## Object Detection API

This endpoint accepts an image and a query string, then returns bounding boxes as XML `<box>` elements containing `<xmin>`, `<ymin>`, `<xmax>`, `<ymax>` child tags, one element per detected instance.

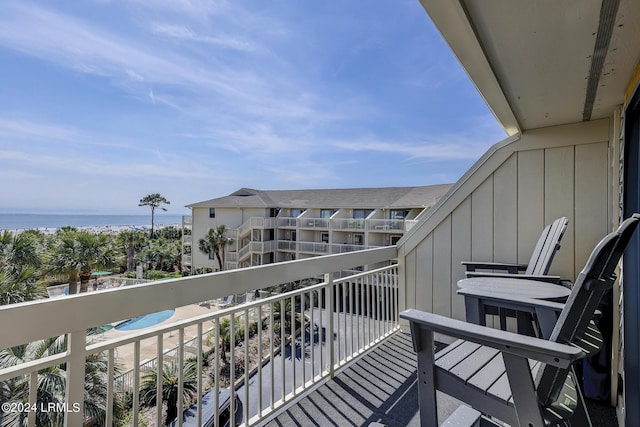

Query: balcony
<box><xmin>0</xmin><ymin>247</ymin><xmax>400</xmax><ymax>426</ymax></box>
<box><xmin>298</xmin><ymin>218</ymin><xmax>330</xmax><ymax>229</ymax></box>
<box><xmin>366</xmin><ymin>219</ymin><xmax>405</xmax><ymax>232</ymax></box>
<box><xmin>331</xmin><ymin>218</ymin><xmax>367</xmax><ymax>230</ymax></box>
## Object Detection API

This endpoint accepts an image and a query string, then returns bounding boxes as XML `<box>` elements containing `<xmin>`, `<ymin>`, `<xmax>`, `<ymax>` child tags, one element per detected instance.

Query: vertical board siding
<box><xmin>575</xmin><ymin>142</ymin><xmax>610</xmax><ymax>268</ymax></box>
<box><xmin>545</xmin><ymin>146</ymin><xmax>576</xmax><ymax>279</ymax></box>
<box><xmin>471</xmin><ymin>177</ymin><xmax>495</xmax><ymax>262</ymax></box>
<box><xmin>415</xmin><ymin>235</ymin><xmax>433</xmax><ymax>312</ymax></box>
<box><xmin>517</xmin><ymin>150</ymin><xmax>545</xmax><ymax>264</ymax></box>
<box><xmin>405</xmin><ymin>248</ymin><xmax>417</xmax><ymax>312</ymax></box>
<box><xmin>493</xmin><ymin>155</ymin><xmax>518</xmax><ymax>263</ymax></box>
<box><xmin>450</xmin><ymin>197</ymin><xmax>472</xmax><ymax>320</ymax></box>
<box><xmin>404</xmin><ymin>122</ymin><xmax>610</xmax><ymax>321</ymax></box>
<box><xmin>433</xmin><ymin>216</ymin><xmax>452</xmax><ymax>316</ymax></box>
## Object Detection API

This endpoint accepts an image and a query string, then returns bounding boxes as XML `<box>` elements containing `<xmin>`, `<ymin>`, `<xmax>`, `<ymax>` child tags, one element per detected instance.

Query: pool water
<box><xmin>115</xmin><ymin>309</ymin><xmax>176</xmax><ymax>331</ymax></box>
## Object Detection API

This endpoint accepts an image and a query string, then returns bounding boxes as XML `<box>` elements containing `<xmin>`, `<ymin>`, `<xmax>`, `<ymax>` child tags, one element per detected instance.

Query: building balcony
<box><xmin>276</xmin><ymin>218</ymin><xmax>298</xmax><ymax>228</ymax></box>
<box><xmin>280</xmin><ymin>240</ymin><xmax>372</xmax><ymax>255</ymax></box>
<box><xmin>366</xmin><ymin>219</ymin><xmax>405</xmax><ymax>232</ymax></box>
<box><xmin>298</xmin><ymin>218</ymin><xmax>330</xmax><ymax>229</ymax></box>
<box><xmin>0</xmin><ymin>247</ymin><xmax>401</xmax><ymax>427</ymax></box>
<box><xmin>331</xmin><ymin>218</ymin><xmax>367</xmax><ymax>230</ymax></box>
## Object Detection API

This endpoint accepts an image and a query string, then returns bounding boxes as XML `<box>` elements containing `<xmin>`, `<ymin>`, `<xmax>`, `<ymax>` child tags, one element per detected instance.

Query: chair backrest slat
<box><xmin>526</xmin><ymin>217</ymin><xmax>569</xmax><ymax>275</ymax></box>
<box><xmin>536</xmin><ymin>214</ymin><xmax>640</xmax><ymax>405</ymax></box>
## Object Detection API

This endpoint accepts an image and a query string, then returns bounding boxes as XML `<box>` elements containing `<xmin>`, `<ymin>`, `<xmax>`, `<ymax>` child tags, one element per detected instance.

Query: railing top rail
<box><xmin>0</xmin><ymin>246</ymin><xmax>397</xmax><ymax>348</ymax></box>
<box><xmin>0</xmin><ymin>351</ymin><xmax>69</xmax><ymax>381</ymax></box>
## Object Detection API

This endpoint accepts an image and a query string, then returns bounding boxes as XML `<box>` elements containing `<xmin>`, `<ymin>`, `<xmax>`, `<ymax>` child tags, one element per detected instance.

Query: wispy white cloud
<box><xmin>0</xmin><ymin>1</ymin><xmax>506</xmax><ymax>213</ymax></box>
<box><xmin>0</xmin><ymin>118</ymin><xmax>79</xmax><ymax>141</ymax></box>
<box><xmin>0</xmin><ymin>148</ymin><xmax>213</xmax><ymax>180</ymax></box>
<box><xmin>0</xmin><ymin>3</ymin><xmax>250</xmax><ymax>97</ymax></box>
<box><xmin>151</xmin><ymin>23</ymin><xmax>262</xmax><ymax>52</ymax></box>
<box><xmin>330</xmin><ymin>137</ymin><xmax>489</xmax><ymax>161</ymax></box>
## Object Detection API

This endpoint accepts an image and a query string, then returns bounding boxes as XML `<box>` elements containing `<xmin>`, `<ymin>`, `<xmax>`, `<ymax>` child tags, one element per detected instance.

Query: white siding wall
<box><xmin>399</xmin><ymin>119</ymin><xmax>611</xmax><ymax>320</ymax></box>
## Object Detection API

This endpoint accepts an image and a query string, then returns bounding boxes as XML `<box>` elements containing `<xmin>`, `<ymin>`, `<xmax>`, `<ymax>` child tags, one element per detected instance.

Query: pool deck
<box><xmin>98</xmin><ymin>302</ymin><xmax>221</xmax><ymax>370</ymax></box>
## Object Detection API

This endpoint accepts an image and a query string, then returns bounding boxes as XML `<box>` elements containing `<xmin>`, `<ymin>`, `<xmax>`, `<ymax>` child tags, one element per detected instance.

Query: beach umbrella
<box><xmin>90</xmin><ymin>271</ymin><xmax>112</xmax><ymax>277</ymax></box>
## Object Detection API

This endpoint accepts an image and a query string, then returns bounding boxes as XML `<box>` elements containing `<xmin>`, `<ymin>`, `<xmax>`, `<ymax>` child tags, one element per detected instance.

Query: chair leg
<box><xmin>503</xmin><ymin>352</ymin><xmax>546</xmax><ymax>427</ymax></box>
<box><xmin>567</xmin><ymin>368</ymin><xmax>593</xmax><ymax>427</ymax></box>
<box><xmin>411</xmin><ymin>324</ymin><xmax>438</xmax><ymax>427</ymax></box>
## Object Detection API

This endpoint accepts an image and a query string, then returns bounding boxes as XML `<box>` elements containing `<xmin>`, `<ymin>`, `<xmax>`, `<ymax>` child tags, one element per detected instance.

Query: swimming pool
<box><xmin>114</xmin><ymin>309</ymin><xmax>175</xmax><ymax>331</ymax></box>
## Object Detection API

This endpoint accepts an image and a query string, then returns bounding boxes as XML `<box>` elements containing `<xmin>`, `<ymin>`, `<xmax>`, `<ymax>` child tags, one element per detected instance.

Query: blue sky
<box><xmin>0</xmin><ymin>0</ymin><xmax>506</xmax><ymax>215</ymax></box>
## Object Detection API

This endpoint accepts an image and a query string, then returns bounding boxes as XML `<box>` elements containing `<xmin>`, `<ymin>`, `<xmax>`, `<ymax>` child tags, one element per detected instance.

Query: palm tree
<box><xmin>205</xmin><ymin>318</ymin><xmax>231</xmax><ymax>365</ymax></box>
<box><xmin>46</xmin><ymin>229</ymin><xmax>82</xmax><ymax>294</ymax></box>
<box><xmin>75</xmin><ymin>232</ymin><xmax>121</xmax><ymax>292</ymax></box>
<box><xmin>0</xmin><ymin>266</ymin><xmax>47</xmax><ymax>306</ymax></box>
<box><xmin>0</xmin><ymin>336</ymin><xmax>124</xmax><ymax>427</ymax></box>
<box><xmin>0</xmin><ymin>230</ymin><xmax>42</xmax><ymax>274</ymax></box>
<box><xmin>47</xmin><ymin>230</ymin><xmax>121</xmax><ymax>294</ymax></box>
<box><xmin>139</xmin><ymin>193</ymin><xmax>170</xmax><ymax>238</ymax></box>
<box><xmin>198</xmin><ymin>225</ymin><xmax>232</xmax><ymax>271</ymax></box>
<box><xmin>139</xmin><ymin>360</ymin><xmax>199</xmax><ymax>426</ymax></box>
<box><xmin>117</xmin><ymin>230</ymin><xmax>146</xmax><ymax>272</ymax></box>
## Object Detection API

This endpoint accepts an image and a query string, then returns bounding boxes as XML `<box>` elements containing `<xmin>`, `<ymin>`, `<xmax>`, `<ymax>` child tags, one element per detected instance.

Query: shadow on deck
<box><xmin>266</xmin><ymin>329</ymin><xmax>618</xmax><ymax>427</ymax></box>
<box><xmin>266</xmin><ymin>331</ymin><xmax>461</xmax><ymax>426</ymax></box>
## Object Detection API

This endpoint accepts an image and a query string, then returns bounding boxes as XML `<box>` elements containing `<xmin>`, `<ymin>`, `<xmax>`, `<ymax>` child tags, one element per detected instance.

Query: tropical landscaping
<box><xmin>0</xmin><ymin>218</ymin><xmax>316</xmax><ymax>426</ymax></box>
<box><xmin>0</xmin><ymin>223</ymin><xmax>185</xmax><ymax>426</ymax></box>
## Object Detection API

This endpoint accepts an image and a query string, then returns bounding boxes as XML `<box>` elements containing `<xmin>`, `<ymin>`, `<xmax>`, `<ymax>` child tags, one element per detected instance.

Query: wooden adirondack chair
<box><xmin>462</xmin><ymin>217</ymin><xmax>569</xmax><ymax>283</ymax></box>
<box><xmin>401</xmin><ymin>214</ymin><xmax>640</xmax><ymax>427</ymax></box>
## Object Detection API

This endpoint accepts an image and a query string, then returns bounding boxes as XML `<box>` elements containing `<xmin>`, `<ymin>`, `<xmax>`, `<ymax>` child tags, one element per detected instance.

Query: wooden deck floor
<box><xmin>265</xmin><ymin>331</ymin><xmax>460</xmax><ymax>426</ymax></box>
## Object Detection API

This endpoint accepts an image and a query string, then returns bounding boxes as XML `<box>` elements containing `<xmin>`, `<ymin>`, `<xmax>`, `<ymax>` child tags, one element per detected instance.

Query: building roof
<box><xmin>186</xmin><ymin>184</ymin><xmax>453</xmax><ymax>210</ymax></box>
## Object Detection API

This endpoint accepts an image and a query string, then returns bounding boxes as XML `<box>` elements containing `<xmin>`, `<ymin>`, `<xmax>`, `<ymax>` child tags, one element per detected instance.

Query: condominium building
<box><xmin>182</xmin><ymin>185</ymin><xmax>451</xmax><ymax>272</ymax></box>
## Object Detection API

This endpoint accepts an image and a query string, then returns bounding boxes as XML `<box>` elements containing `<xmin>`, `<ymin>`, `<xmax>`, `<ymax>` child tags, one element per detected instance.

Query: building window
<box><xmin>291</xmin><ymin>209</ymin><xmax>304</xmax><ymax>217</ymax></box>
<box><xmin>209</xmin><ymin>208</ymin><xmax>216</xmax><ymax>218</ymax></box>
<box><xmin>321</xmin><ymin>232</ymin><xmax>329</xmax><ymax>243</ymax></box>
<box><xmin>320</xmin><ymin>209</ymin><xmax>334</xmax><ymax>219</ymax></box>
<box><xmin>208</xmin><ymin>251</ymin><xmax>215</xmax><ymax>260</ymax></box>
<box><xmin>354</xmin><ymin>234</ymin><xmax>364</xmax><ymax>245</ymax></box>
<box><xmin>390</xmin><ymin>210</ymin><xmax>409</xmax><ymax>219</ymax></box>
<box><xmin>353</xmin><ymin>209</ymin><xmax>373</xmax><ymax>219</ymax></box>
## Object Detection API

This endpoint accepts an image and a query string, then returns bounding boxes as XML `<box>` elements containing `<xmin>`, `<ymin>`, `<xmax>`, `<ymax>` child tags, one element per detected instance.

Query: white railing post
<box><xmin>28</xmin><ymin>372</ymin><xmax>37</xmax><ymax>426</ymax></box>
<box><xmin>156</xmin><ymin>334</ymin><xmax>164</xmax><ymax>427</ymax></box>
<box><xmin>325</xmin><ymin>273</ymin><xmax>335</xmax><ymax>378</ymax></box>
<box><xmin>64</xmin><ymin>330</ymin><xmax>86</xmax><ymax>427</ymax></box>
<box><xmin>106</xmin><ymin>349</ymin><xmax>115</xmax><ymax>427</ymax></box>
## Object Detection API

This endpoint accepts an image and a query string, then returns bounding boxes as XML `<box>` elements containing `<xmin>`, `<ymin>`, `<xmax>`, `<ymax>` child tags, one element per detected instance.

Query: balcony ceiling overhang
<box><xmin>419</xmin><ymin>0</ymin><xmax>640</xmax><ymax>135</ymax></box>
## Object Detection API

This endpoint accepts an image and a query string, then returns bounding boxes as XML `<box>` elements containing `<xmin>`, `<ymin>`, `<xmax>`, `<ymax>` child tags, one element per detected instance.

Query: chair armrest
<box><xmin>461</xmin><ymin>261</ymin><xmax>527</xmax><ymax>273</ymax></box>
<box><xmin>457</xmin><ymin>289</ymin><xmax>566</xmax><ymax>312</ymax></box>
<box><xmin>464</xmin><ymin>271</ymin><xmax>562</xmax><ymax>283</ymax></box>
<box><xmin>400</xmin><ymin>309</ymin><xmax>583</xmax><ymax>368</ymax></box>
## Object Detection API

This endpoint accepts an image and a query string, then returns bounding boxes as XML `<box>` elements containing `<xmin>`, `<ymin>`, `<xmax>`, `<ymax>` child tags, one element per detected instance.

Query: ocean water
<box><xmin>0</xmin><ymin>213</ymin><xmax>184</xmax><ymax>231</ymax></box>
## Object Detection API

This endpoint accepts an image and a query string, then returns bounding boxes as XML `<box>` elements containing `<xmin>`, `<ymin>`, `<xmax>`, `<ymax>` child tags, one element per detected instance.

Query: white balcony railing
<box><xmin>0</xmin><ymin>247</ymin><xmax>398</xmax><ymax>427</ymax></box>
<box><xmin>235</xmin><ymin>217</ymin><xmax>279</xmax><ymax>239</ymax></box>
<box><xmin>297</xmin><ymin>241</ymin><xmax>331</xmax><ymax>254</ymax></box>
<box><xmin>276</xmin><ymin>218</ymin><xmax>297</xmax><ymax>228</ymax></box>
<box><xmin>331</xmin><ymin>218</ymin><xmax>367</xmax><ymax>230</ymax></box>
<box><xmin>277</xmin><ymin>240</ymin><xmax>297</xmax><ymax>251</ymax></box>
<box><xmin>404</xmin><ymin>219</ymin><xmax>419</xmax><ymax>232</ymax></box>
<box><xmin>366</xmin><ymin>219</ymin><xmax>404</xmax><ymax>232</ymax></box>
<box><xmin>298</xmin><ymin>218</ymin><xmax>330</xmax><ymax>229</ymax></box>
